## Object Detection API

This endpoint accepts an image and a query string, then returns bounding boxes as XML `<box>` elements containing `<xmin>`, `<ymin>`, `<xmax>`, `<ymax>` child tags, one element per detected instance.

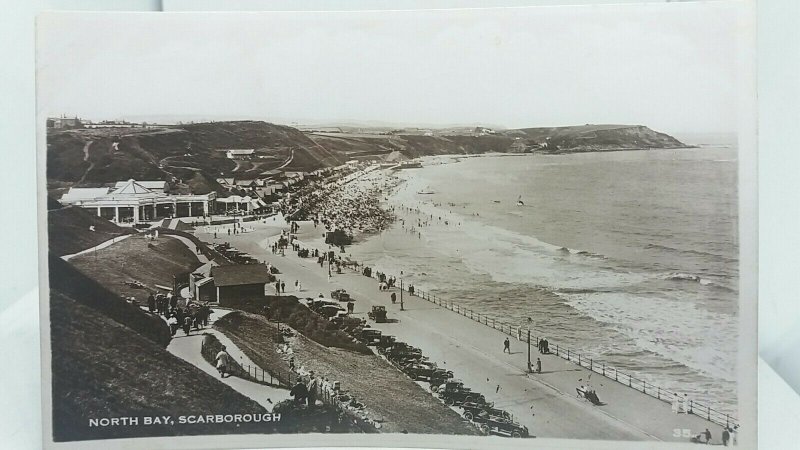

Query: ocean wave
<box><xmin>562</xmin><ymin>291</ymin><xmax>737</xmax><ymax>382</ymax></box>
<box><xmin>645</xmin><ymin>243</ymin><xmax>737</xmax><ymax>263</ymax></box>
<box><xmin>663</xmin><ymin>273</ymin><xmax>736</xmax><ymax>292</ymax></box>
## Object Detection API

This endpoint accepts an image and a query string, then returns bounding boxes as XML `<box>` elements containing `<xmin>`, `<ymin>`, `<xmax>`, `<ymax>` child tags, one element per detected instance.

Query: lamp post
<box><xmin>527</xmin><ymin>317</ymin><xmax>533</xmax><ymax>373</ymax></box>
<box><xmin>400</xmin><ymin>278</ymin><xmax>404</xmax><ymax>311</ymax></box>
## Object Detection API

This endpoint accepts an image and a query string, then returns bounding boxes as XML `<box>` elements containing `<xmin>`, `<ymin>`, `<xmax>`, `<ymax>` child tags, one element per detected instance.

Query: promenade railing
<box><xmin>405</xmin><ymin>285</ymin><xmax>738</xmax><ymax>430</ymax></box>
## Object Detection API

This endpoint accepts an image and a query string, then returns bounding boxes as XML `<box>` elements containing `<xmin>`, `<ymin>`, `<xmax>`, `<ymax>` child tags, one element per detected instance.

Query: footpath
<box><xmin>200</xmin><ymin>221</ymin><xmax>726</xmax><ymax>443</ymax></box>
<box><xmin>165</xmin><ymin>308</ymin><xmax>291</xmax><ymax>411</ymax></box>
<box><xmin>142</xmin><ymin>233</ymin><xmax>288</xmax><ymax>411</ymax></box>
<box><xmin>61</xmin><ymin>234</ymin><xmax>131</xmax><ymax>261</ymax></box>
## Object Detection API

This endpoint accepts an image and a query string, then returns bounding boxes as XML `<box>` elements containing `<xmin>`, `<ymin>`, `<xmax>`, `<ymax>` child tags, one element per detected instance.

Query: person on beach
<box><xmin>503</xmin><ymin>338</ymin><xmax>510</xmax><ymax>354</ymax></box>
<box><xmin>215</xmin><ymin>347</ymin><xmax>231</xmax><ymax>378</ymax></box>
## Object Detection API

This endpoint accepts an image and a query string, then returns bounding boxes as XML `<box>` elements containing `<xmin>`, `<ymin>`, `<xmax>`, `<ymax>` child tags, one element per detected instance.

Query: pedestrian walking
<box><xmin>704</xmin><ymin>428</ymin><xmax>712</xmax><ymax>444</ymax></box>
<box><xmin>536</xmin><ymin>357</ymin><xmax>542</xmax><ymax>374</ymax></box>
<box><xmin>215</xmin><ymin>347</ymin><xmax>231</xmax><ymax>378</ymax></box>
<box><xmin>503</xmin><ymin>337</ymin><xmax>510</xmax><ymax>354</ymax></box>
<box><xmin>182</xmin><ymin>316</ymin><xmax>192</xmax><ymax>336</ymax></box>
<box><xmin>280</xmin><ymin>281</ymin><xmax>286</xmax><ymax>293</ymax></box>
<box><xmin>722</xmin><ymin>427</ymin><xmax>730</xmax><ymax>446</ymax></box>
<box><xmin>391</xmin><ymin>292</ymin><xmax>396</xmax><ymax>304</ymax></box>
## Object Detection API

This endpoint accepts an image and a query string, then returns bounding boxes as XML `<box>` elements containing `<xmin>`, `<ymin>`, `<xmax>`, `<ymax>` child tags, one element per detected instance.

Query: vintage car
<box><xmin>367</xmin><ymin>305</ymin><xmax>387</xmax><ymax>323</ymax></box>
<box><xmin>478</xmin><ymin>416</ymin><xmax>529</xmax><ymax>438</ymax></box>
<box><xmin>330</xmin><ymin>289</ymin><xmax>351</xmax><ymax>302</ymax></box>
<box><xmin>331</xmin><ymin>315</ymin><xmax>365</xmax><ymax>332</ymax></box>
<box><xmin>460</xmin><ymin>402</ymin><xmax>512</xmax><ymax>422</ymax></box>
<box><xmin>401</xmin><ymin>361</ymin><xmax>454</xmax><ymax>381</ymax></box>
<box><xmin>375</xmin><ymin>335</ymin><xmax>396</xmax><ymax>352</ymax></box>
<box><xmin>386</xmin><ymin>343</ymin><xmax>423</xmax><ymax>362</ymax></box>
<box><xmin>360</xmin><ymin>328</ymin><xmax>382</xmax><ymax>345</ymax></box>
<box><xmin>438</xmin><ymin>387</ymin><xmax>486</xmax><ymax>407</ymax></box>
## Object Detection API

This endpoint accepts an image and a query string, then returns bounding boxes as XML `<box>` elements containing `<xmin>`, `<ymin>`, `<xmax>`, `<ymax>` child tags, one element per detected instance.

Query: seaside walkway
<box><xmin>166</xmin><ymin>308</ymin><xmax>291</xmax><ymax>411</ymax></box>
<box><xmin>201</xmin><ymin>222</ymin><xmax>728</xmax><ymax>443</ymax></box>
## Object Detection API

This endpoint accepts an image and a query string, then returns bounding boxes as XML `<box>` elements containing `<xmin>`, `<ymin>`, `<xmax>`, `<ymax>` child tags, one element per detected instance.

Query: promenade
<box><xmin>197</xmin><ymin>221</ymin><xmax>727</xmax><ymax>443</ymax></box>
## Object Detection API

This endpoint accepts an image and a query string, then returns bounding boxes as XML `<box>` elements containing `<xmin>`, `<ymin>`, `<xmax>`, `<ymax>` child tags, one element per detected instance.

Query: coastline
<box><xmin>194</xmin><ymin>220</ymin><xmax>730</xmax><ymax>441</ymax></box>
<box><xmin>320</xmin><ymin>149</ymin><xmax>738</xmax><ymax>414</ymax></box>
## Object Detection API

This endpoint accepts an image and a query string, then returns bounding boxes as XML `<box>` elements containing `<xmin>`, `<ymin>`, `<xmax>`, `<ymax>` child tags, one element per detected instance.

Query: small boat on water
<box><xmin>493</xmin><ymin>200</ymin><xmax>501</xmax><ymax>203</ymax></box>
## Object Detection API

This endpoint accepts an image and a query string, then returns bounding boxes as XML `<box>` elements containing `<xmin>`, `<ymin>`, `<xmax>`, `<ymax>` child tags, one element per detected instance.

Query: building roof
<box><xmin>211</xmin><ymin>264</ymin><xmax>271</xmax><ymax>287</ymax></box>
<box><xmin>60</xmin><ymin>187</ymin><xmax>112</xmax><ymax>202</ymax></box>
<box><xmin>110</xmin><ymin>179</ymin><xmax>153</xmax><ymax>195</ymax></box>
<box><xmin>115</xmin><ymin>180</ymin><xmax>167</xmax><ymax>191</ymax></box>
<box><xmin>226</xmin><ymin>149</ymin><xmax>255</xmax><ymax>155</ymax></box>
<box><xmin>260</xmin><ymin>169</ymin><xmax>283</xmax><ymax>176</ymax></box>
<box><xmin>191</xmin><ymin>260</ymin><xmax>219</xmax><ymax>278</ymax></box>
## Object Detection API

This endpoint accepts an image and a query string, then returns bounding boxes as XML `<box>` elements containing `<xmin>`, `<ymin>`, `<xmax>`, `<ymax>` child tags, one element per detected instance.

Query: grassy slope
<box><xmin>214</xmin><ymin>312</ymin><xmax>478</xmax><ymax>435</ymax></box>
<box><xmin>49</xmin><ymin>254</ymin><xmax>172</xmax><ymax>346</ymax></box>
<box><xmin>69</xmin><ymin>234</ymin><xmax>202</xmax><ymax>303</ymax></box>
<box><xmin>48</xmin><ymin>206</ymin><xmax>135</xmax><ymax>257</ymax></box>
<box><xmin>50</xmin><ymin>290</ymin><xmax>272</xmax><ymax>442</ymax></box>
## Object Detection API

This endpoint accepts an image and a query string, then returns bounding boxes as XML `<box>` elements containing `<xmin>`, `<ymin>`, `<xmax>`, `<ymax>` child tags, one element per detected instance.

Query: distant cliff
<box><xmin>500</xmin><ymin>124</ymin><xmax>687</xmax><ymax>153</ymax></box>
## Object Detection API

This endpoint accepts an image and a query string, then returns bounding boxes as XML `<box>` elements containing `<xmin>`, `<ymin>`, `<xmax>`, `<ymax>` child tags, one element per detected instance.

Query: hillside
<box><xmin>50</xmin><ymin>288</ymin><xmax>272</xmax><ymax>441</ymax></box>
<box><xmin>47</xmin><ymin>121</ymin><xmax>686</xmax><ymax>189</ymax></box>
<box><xmin>46</xmin><ymin>121</ymin><xmax>344</xmax><ymax>187</ymax></box>
<box><xmin>68</xmin><ymin>234</ymin><xmax>203</xmax><ymax>305</ymax></box>
<box><xmin>48</xmin><ymin>205</ymin><xmax>135</xmax><ymax>257</ymax></box>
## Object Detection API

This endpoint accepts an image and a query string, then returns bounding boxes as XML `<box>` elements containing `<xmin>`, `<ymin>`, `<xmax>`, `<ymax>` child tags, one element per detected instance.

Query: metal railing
<box><xmin>405</xmin><ymin>286</ymin><xmax>738</xmax><ymax>430</ymax></box>
<box><xmin>200</xmin><ymin>335</ymin><xmax>291</xmax><ymax>388</ymax></box>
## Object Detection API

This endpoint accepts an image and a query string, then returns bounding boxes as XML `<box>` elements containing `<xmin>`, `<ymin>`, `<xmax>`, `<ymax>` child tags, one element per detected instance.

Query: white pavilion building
<box><xmin>59</xmin><ymin>179</ymin><xmax>217</xmax><ymax>224</ymax></box>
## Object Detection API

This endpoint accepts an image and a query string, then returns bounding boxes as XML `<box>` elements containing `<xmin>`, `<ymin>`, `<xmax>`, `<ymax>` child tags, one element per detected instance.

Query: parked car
<box><xmin>360</xmin><ymin>328</ymin><xmax>382</xmax><ymax>345</ymax></box>
<box><xmin>330</xmin><ymin>289</ymin><xmax>351</xmax><ymax>302</ymax></box>
<box><xmin>438</xmin><ymin>387</ymin><xmax>486</xmax><ymax>407</ymax></box>
<box><xmin>478</xmin><ymin>416</ymin><xmax>529</xmax><ymax>438</ymax></box>
<box><xmin>368</xmin><ymin>305</ymin><xmax>387</xmax><ymax>322</ymax></box>
<box><xmin>401</xmin><ymin>361</ymin><xmax>453</xmax><ymax>381</ymax></box>
<box><xmin>460</xmin><ymin>402</ymin><xmax>511</xmax><ymax>422</ymax></box>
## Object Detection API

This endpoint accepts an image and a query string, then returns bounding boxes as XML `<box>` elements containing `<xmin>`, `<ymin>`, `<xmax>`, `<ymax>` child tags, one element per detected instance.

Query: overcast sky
<box><xmin>37</xmin><ymin>3</ymin><xmax>743</xmax><ymax>134</ymax></box>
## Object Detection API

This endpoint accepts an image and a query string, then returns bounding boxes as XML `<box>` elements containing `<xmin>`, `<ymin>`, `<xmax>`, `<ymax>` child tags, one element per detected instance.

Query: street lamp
<box><xmin>526</xmin><ymin>317</ymin><xmax>533</xmax><ymax>373</ymax></box>
<box><xmin>399</xmin><ymin>278</ymin><xmax>404</xmax><ymax>311</ymax></box>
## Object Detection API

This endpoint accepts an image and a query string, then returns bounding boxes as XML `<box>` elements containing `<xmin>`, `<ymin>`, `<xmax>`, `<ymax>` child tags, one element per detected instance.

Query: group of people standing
<box><xmin>147</xmin><ymin>292</ymin><xmax>212</xmax><ymax>337</ymax></box>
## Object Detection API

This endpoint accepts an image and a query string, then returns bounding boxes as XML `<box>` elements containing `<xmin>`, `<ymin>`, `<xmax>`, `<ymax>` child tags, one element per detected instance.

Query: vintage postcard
<box><xmin>37</xmin><ymin>2</ymin><xmax>756</xmax><ymax>449</ymax></box>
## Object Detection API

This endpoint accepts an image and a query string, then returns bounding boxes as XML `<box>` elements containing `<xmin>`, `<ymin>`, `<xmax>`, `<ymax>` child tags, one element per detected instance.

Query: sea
<box><xmin>343</xmin><ymin>143</ymin><xmax>739</xmax><ymax>415</ymax></box>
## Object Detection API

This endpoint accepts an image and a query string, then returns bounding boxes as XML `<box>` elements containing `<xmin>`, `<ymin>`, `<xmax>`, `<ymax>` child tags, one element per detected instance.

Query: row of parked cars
<box><xmin>302</xmin><ymin>291</ymin><xmax>530</xmax><ymax>438</ymax></box>
<box><xmin>355</xmin><ymin>328</ymin><xmax>530</xmax><ymax>438</ymax></box>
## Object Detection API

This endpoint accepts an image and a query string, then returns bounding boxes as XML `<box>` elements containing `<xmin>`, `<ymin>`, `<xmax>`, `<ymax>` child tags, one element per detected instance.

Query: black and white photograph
<box><xmin>35</xmin><ymin>2</ymin><xmax>757</xmax><ymax>449</ymax></box>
